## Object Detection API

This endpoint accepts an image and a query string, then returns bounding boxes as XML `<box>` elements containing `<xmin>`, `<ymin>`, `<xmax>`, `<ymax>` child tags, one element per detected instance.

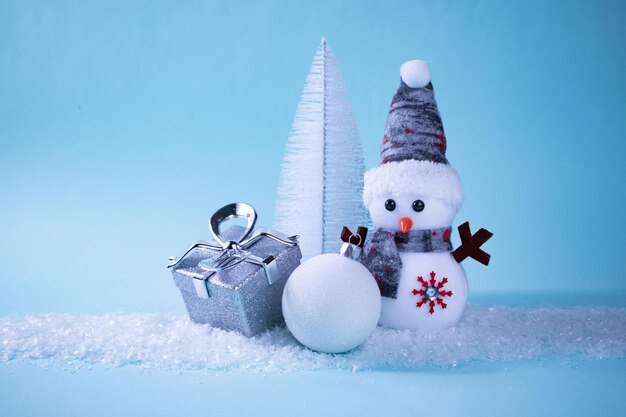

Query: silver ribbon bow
<box><xmin>167</xmin><ymin>202</ymin><xmax>298</xmax><ymax>299</ymax></box>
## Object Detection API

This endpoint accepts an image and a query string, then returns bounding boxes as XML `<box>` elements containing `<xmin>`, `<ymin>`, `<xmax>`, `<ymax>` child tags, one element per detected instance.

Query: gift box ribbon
<box><xmin>167</xmin><ymin>203</ymin><xmax>298</xmax><ymax>299</ymax></box>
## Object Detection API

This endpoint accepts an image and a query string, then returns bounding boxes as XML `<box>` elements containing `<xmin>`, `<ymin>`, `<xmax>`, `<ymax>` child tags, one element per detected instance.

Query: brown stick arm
<box><xmin>452</xmin><ymin>222</ymin><xmax>493</xmax><ymax>266</ymax></box>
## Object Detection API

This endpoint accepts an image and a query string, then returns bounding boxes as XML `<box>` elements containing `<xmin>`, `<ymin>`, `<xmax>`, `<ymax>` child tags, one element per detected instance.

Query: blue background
<box><xmin>1</xmin><ymin>0</ymin><xmax>625</xmax><ymax>314</ymax></box>
<box><xmin>2</xmin><ymin>2</ymin><xmax>625</xmax><ymax>417</ymax></box>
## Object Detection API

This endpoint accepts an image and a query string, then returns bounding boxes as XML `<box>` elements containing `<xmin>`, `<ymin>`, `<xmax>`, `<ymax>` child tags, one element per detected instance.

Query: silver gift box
<box><xmin>168</xmin><ymin>203</ymin><xmax>301</xmax><ymax>337</ymax></box>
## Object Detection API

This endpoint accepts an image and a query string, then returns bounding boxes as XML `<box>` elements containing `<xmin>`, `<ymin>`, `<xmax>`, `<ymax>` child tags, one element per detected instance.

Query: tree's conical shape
<box><xmin>273</xmin><ymin>38</ymin><xmax>370</xmax><ymax>260</ymax></box>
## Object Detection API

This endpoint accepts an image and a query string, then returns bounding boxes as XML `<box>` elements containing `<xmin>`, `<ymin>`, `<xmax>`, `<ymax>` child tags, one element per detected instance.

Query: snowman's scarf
<box><xmin>360</xmin><ymin>227</ymin><xmax>453</xmax><ymax>299</ymax></box>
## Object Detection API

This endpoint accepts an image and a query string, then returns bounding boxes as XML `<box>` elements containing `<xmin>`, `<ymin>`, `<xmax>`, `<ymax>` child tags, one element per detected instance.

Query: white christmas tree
<box><xmin>273</xmin><ymin>38</ymin><xmax>370</xmax><ymax>260</ymax></box>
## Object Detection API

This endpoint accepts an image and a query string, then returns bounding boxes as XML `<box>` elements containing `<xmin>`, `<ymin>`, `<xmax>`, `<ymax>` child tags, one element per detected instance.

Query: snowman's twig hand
<box><xmin>452</xmin><ymin>222</ymin><xmax>493</xmax><ymax>266</ymax></box>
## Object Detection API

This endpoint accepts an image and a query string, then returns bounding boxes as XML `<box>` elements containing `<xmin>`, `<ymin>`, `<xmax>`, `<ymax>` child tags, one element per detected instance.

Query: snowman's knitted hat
<box><xmin>363</xmin><ymin>60</ymin><xmax>464</xmax><ymax>210</ymax></box>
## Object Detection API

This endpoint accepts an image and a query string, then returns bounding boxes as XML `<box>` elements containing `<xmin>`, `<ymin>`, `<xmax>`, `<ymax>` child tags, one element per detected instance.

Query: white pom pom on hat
<box><xmin>400</xmin><ymin>59</ymin><xmax>431</xmax><ymax>88</ymax></box>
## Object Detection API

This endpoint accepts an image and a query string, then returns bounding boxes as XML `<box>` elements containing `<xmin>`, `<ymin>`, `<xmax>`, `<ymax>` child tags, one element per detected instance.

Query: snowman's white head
<box><xmin>363</xmin><ymin>159</ymin><xmax>464</xmax><ymax>232</ymax></box>
<box><xmin>368</xmin><ymin>194</ymin><xmax>457</xmax><ymax>232</ymax></box>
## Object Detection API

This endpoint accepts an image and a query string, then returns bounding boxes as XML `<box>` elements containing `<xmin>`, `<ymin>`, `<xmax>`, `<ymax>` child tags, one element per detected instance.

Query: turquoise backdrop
<box><xmin>1</xmin><ymin>0</ymin><xmax>625</xmax><ymax>314</ymax></box>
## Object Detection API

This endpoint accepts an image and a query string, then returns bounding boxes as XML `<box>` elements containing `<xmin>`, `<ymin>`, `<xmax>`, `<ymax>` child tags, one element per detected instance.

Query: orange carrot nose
<box><xmin>399</xmin><ymin>217</ymin><xmax>413</xmax><ymax>234</ymax></box>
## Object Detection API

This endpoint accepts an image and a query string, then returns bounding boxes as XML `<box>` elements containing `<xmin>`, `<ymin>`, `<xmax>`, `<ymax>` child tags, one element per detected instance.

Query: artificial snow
<box><xmin>1</xmin><ymin>305</ymin><xmax>625</xmax><ymax>372</ymax></box>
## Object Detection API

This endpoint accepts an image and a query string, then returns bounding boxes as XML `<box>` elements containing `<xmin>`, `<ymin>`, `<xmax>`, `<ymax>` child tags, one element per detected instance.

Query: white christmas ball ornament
<box><xmin>282</xmin><ymin>254</ymin><xmax>381</xmax><ymax>353</ymax></box>
<box><xmin>400</xmin><ymin>59</ymin><xmax>431</xmax><ymax>88</ymax></box>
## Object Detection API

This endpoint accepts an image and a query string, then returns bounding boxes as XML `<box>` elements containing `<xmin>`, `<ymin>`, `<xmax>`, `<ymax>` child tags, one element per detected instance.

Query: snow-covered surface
<box><xmin>2</xmin><ymin>305</ymin><xmax>624</xmax><ymax>372</ymax></box>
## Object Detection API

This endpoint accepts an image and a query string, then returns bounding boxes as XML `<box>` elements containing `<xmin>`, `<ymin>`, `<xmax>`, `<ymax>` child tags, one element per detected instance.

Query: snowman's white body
<box><xmin>365</xmin><ymin>193</ymin><xmax>467</xmax><ymax>331</ymax></box>
<box><xmin>379</xmin><ymin>251</ymin><xmax>467</xmax><ymax>331</ymax></box>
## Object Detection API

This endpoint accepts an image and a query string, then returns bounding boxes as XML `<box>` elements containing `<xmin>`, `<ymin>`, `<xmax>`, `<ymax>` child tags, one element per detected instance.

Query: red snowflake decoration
<box><xmin>411</xmin><ymin>271</ymin><xmax>453</xmax><ymax>314</ymax></box>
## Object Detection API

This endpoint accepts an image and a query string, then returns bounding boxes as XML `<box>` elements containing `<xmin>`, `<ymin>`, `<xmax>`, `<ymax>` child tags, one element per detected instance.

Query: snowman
<box><xmin>360</xmin><ymin>59</ymin><xmax>492</xmax><ymax>331</ymax></box>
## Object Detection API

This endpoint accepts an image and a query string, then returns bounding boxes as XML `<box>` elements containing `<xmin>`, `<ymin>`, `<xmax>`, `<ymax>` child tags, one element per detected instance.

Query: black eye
<box><xmin>385</xmin><ymin>199</ymin><xmax>396</xmax><ymax>211</ymax></box>
<box><xmin>412</xmin><ymin>200</ymin><xmax>425</xmax><ymax>212</ymax></box>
